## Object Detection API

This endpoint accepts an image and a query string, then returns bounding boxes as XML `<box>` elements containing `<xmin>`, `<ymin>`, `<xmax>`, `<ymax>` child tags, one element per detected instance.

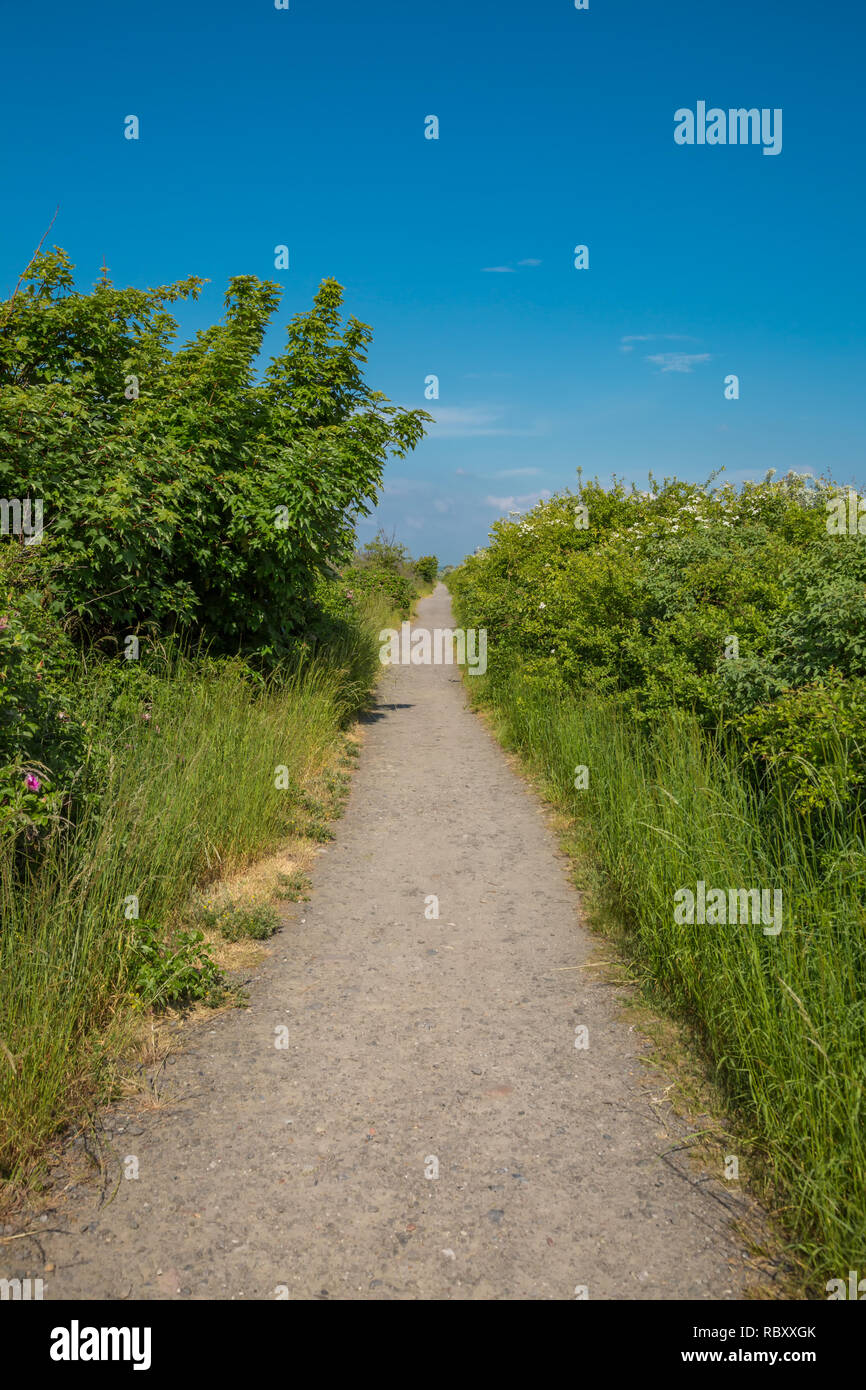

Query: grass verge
<box><xmin>0</xmin><ymin>600</ymin><xmax>388</xmax><ymax>1189</ymax></box>
<box><xmin>463</xmin><ymin>665</ymin><xmax>866</xmax><ymax>1295</ymax></box>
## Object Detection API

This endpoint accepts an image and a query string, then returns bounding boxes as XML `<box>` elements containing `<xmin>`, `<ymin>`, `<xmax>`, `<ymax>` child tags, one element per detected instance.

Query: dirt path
<box><xmin>31</xmin><ymin>584</ymin><xmax>765</xmax><ymax>1300</ymax></box>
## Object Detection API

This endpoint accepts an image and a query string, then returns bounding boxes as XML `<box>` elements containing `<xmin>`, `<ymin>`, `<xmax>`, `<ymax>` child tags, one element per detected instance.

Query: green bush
<box><xmin>126</xmin><ymin>920</ymin><xmax>226</xmax><ymax>1010</ymax></box>
<box><xmin>735</xmin><ymin>673</ymin><xmax>866</xmax><ymax>815</ymax></box>
<box><xmin>450</xmin><ymin>470</ymin><xmax>865</xmax><ymax>759</ymax></box>
<box><xmin>340</xmin><ymin>529</ymin><xmax>421</xmax><ymax>617</ymax></box>
<box><xmin>0</xmin><ymin>546</ymin><xmax>88</xmax><ymax>834</ymax></box>
<box><xmin>0</xmin><ymin>250</ymin><xmax>429</xmax><ymax>652</ymax></box>
<box><xmin>341</xmin><ymin>562</ymin><xmax>416</xmax><ymax>616</ymax></box>
<box><xmin>771</xmin><ymin>537</ymin><xmax>866</xmax><ymax>685</ymax></box>
<box><xmin>414</xmin><ymin>554</ymin><xmax>438</xmax><ymax>585</ymax></box>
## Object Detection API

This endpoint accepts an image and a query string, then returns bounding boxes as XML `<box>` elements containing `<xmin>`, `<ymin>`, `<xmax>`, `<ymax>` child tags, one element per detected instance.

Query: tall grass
<box><xmin>474</xmin><ymin>666</ymin><xmax>866</xmax><ymax>1285</ymax></box>
<box><xmin>0</xmin><ymin>602</ymin><xmax>388</xmax><ymax>1181</ymax></box>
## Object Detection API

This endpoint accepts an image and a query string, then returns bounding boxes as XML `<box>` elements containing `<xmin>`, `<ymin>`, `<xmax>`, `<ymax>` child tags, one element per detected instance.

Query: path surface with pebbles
<box><xmin>26</xmin><ymin>583</ymin><xmax>767</xmax><ymax>1300</ymax></box>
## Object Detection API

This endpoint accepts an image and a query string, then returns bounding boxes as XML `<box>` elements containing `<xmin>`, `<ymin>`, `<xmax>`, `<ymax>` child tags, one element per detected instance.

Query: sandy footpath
<box><xmin>24</xmin><ymin>584</ymin><xmax>767</xmax><ymax>1300</ymax></box>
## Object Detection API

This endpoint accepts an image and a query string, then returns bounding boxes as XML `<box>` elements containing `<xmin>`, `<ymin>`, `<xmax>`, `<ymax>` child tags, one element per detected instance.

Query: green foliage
<box><xmin>126</xmin><ymin>920</ymin><xmax>226</xmax><ymax>1009</ymax></box>
<box><xmin>450</xmin><ymin>469</ymin><xmax>866</xmax><ymax>1290</ymax></box>
<box><xmin>450</xmin><ymin>470</ymin><xmax>866</xmax><ymax>809</ymax></box>
<box><xmin>0</xmin><ymin>251</ymin><xmax>427</xmax><ymax>1185</ymax></box>
<box><xmin>355</xmin><ymin>532</ymin><xmax>410</xmax><ymax>572</ymax></box>
<box><xmin>190</xmin><ymin>899</ymin><xmax>280</xmax><ymax>942</ymax></box>
<box><xmin>771</xmin><ymin>537</ymin><xmax>866</xmax><ymax>685</ymax></box>
<box><xmin>0</xmin><ymin>249</ymin><xmax>429</xmax><ymax>650</ymax></box>
<box><xmin>341</xmin><ymin>562</ymin><xmax>416</xmax><ymax>616</ymax></box>
<box><xmin>0</xmin><ymin>546</ymin><xmax>88</xmax><ymax>828</ymax></box>
<box><xmin>735</xmin><ymin>673</ymin><xmax>866</xmax><ymax>814</ymax></box>
<box><xmin>340</xmin><ymin>528</ymin><xmax>421</xmax><ymax>617</ymax></box>
<box><xmin>413</xmin><ymin>554</ymin><xmax>438</xmax><ymax>585</ymax></box>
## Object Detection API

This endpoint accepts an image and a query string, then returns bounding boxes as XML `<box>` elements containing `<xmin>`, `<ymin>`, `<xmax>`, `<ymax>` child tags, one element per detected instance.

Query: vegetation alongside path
<box><xmin>448</xmin><ymin>474</ymin><xmax>866</xmax><ymax>1292</ymax></box>
<box><xmin>0</xmin><ymin>250</ymin><xmax>433</xmax><ymax>1187</ymax></box>
<box><xmin>2</xmin><ymin>243</ymin><xmax>862</xmax><ymax>1300</ymax></box>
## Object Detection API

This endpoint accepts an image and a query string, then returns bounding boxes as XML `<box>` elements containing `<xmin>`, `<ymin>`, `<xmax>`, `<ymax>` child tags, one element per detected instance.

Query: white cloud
<box><xmin>491</xmin><ymin>467</ymin><xmax>541</xmax><ymax>478</ymax></box>
<box><xmin>428</xmin><ymin>406</ymin><xmax>541</xmax><ymax>438</ymax></box>
<box><xmin>486</xmin><ymin>490</ymin><xmax>552</xmax><ymax>511</ymax></box>
<box><xmin>621</xmin><ymin>333</ymin><xmax>699</xmax><ymax>353</ymax></box>
<box><xmin>645</xmin><ymin>352</ymin><xmax>712</xmax><ymax>373</ymax></box>
<box><xmin>483</xmin><ymin>260</ymin><xmax>541</xmax><ymax>272</ymax></box>
<box><xmin>383</xmin><ymin>477</ymin><xmax>430</xmax><ymax>498</ymax></box>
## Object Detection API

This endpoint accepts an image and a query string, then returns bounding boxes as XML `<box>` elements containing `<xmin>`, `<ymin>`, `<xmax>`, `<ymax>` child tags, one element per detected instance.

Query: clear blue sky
<box><xmin>3</xmin><ymin>0</ymin><xmax>864</xmax><ymax>564</ymax></box>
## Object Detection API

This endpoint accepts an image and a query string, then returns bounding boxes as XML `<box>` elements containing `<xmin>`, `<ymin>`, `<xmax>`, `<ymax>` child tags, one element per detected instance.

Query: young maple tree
<box><xmin>0</xmin><ymin>248</ymin><xmax>429</xmax><ymax>650</ymax></box>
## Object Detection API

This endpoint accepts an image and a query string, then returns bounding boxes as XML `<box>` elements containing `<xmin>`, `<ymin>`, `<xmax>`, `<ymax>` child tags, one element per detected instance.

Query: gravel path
<box><xmin>31</xmin><ymin>584</ymin><xmax>764</xmax><ymax>1300</ymax></box>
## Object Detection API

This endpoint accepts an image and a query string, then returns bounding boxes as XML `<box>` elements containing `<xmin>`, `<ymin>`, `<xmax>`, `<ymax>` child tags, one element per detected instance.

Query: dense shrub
<box><xmin>414</xmin><ymin>554</ymin><xmax>438</xmax><ymax>585</ymax></box>
<box><xmin>0</xmin><ymin>545</ymin><xmax>88</xmax><ymax>832</ymax></box>
<box><xmin>0</xmin><ymin>250</ymin><xmax>429</xmax><ymax>652</ymax></box>
<box><xmin>341</xmin><ymin>530</ymin><xmax>421</xmax><ymax>617</ymax></box>
<box><xmin>736</xmin><ymin>673</ymin><xmax>866</xmax><ymax>815</ymax></box>
<box><xmin>450</xmin><ymin>471</ymin><xmax>866</xmax><ymax>812</ymax></box>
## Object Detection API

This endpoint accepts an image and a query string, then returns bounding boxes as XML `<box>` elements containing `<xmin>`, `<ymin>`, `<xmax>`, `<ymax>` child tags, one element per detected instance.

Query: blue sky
<box><xmin>3</xmin><ymin>0</ymin><xmax>864</xmax><ymax>564</ymax></box>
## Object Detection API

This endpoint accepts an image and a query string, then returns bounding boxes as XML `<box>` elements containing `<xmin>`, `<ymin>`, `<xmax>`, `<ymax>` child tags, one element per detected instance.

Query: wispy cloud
<box><xmin>382</xmin><ymin>477</ymin><xmax>430</xmax><ymax>498</ymax></box>
<box><xmin>645</xmin><ymin>352</ymin><xmax>712</xmax><ymax>373</ymax></box>
<box><xmin>486</xmin><ymin>490</ymin><xmax>552</xmax><ymax>512</ymax></box>
<box><xmin>482</xmin><ymin>258</ymin><xmax>541</xmax><ymax>273</ymax></box>
<box><xmin>620</xmin><ymin>333</ymin><xmax>699</xmax><ymax>353</ymax></box>
<box><xmin>428</xmin><ymin>406</ymin><xmax>543</xmax><ymax>438</ymax></box>
<box><xmin>455</xmin><ymin>465</ymin><xmax>541</xmax><ymax>481</ymax></box>
<box><xmin>379</xmin><ymin>477</ymin><xmax>454</xmax><ymax>517</ymax></box>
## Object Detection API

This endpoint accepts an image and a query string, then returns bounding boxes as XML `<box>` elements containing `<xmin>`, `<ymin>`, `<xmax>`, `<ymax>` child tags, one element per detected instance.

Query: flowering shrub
<box><xmin>450</xmin><ymin>471</ymin><xmax>866</xmax><ymax>814</ymax></box>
